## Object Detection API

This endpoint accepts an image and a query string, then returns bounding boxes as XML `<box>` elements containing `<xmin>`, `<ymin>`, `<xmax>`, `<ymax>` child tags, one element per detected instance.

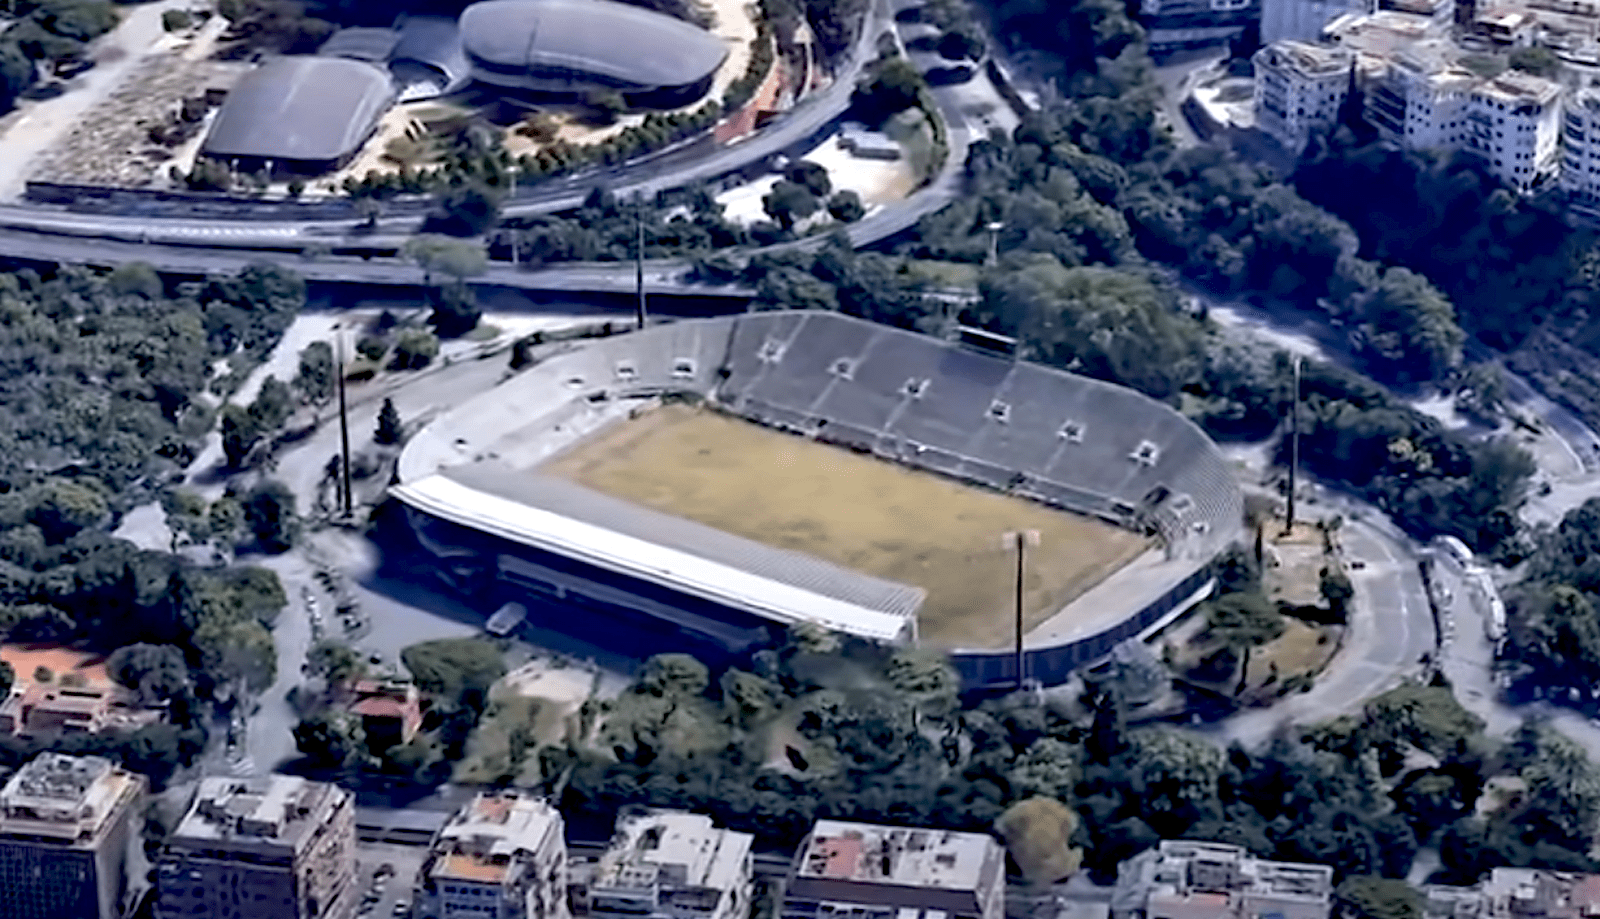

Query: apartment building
<box><xmin>155</xmin><ymin>775</ymin><xmax>357</xmax><ymax>919</ymax></box>
<box><xmin>585</xmin><ymin>811</ymin><xmax>754</xmax><ymax>919</ymax></box>
<box><xmin>1466</xmin><ymin>68</ymin><xmax>1564</xmax><ymax>191</ymax></box>
<box><xmin>1423</xmin><ymin>868</ymin><xmax>1600</xmax><ymax>919</ymax></box>
<box><xmin>1111</xmin><ymin>840</ymin><xmax>1334</xmax><ymax>919</ymax></box>
<box><xmin>1263</xmin><ymin>0</ymin><xmax>1371</xmax><ymax>45</ymax></box>
<box><xmin>1254</xmin><ymin>40</ymin><xmax>1356</xmax><ymax>151</ymax></box>
<box><xmin>416</xmin><ymin>792</ymin><xmax>568</xmax><ymax>919</ymax></box>
<box><xmin>0</xmin><ymin>753</ymin><xmax>147</xmax><ymax>919</ymax></box>
<box><xmin>1561</xmin><ymin>85</ymin><xmax>1600</xmax><ymax>211</ymax></box>
<box><xmin>781</xmin><ymin>821</ymin><xmax>1007</xmax><ymax>919</ymax></box>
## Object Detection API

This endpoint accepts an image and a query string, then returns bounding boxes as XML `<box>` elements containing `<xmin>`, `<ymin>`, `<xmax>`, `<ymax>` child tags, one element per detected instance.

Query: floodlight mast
<box><xmin>336</xmin><ymin>331</ymin><xmax>353</xmax><ymax>519</ymax></box>
<box><xmin>1286</xmin><ymin>354</ymin><xmax>1301</xmax><ymax>532</ymax></box>
<box><xmin>635</xmin><ymin>206</ymin><xmax>648</xmax><ymax>330</ymax></box>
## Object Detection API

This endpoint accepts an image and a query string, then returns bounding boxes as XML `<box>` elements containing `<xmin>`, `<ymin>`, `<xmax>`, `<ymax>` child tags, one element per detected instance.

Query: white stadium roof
<box><xmin>391</xmin><ymin>473</ymin><xmax>917</xmax><ymax>642</ymax></box>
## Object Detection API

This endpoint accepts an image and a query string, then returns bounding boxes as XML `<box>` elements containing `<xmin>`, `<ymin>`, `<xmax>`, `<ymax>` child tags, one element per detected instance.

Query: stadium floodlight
<box><xmin>1003</xmin><ymin>529</ymin><xmax>1041</xmax><ymax>691</ymax></box>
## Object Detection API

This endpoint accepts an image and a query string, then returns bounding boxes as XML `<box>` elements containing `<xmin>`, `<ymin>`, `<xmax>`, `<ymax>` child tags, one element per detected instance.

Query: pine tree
<box><xmin>374</xmin><ymin>398</ymin><xmax>402</xmax><ymax>446</ymax></box>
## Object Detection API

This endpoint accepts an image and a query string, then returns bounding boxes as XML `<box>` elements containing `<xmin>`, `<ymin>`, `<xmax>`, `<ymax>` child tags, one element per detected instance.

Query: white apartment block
<box><xmin>585</xmin><ymin>811</ymin><xmax>754</xmax><ymax>919</ymax></box>
<box><xmin>1263</xmin><ymin>0</ymin><xmax>1371</xmax><ymax>44</ymax></box>
<box><xmin>1253</xmin><ymin>41</ymin><xmax>1356</xmax><ymax>151</ymax></box>
<box><xmin>1562</xmin><ymin>86</ymin><xmax>1600</xmax><ymax>210</ymax></box>
<box><xmin>1111</xmin><ymin>840</ymin><xmax>1334</xmax><ymax>919</ymax></box>
<box><xmin>416</xmin><ymin>792</ymin><xmax>568</xmax><ymax>919</ymax></box>
<box><xmin>1466</xmin><ymin>69</ymin><xmax>1563</xmax><ymax>191</ymax></box>
<box><xmin>1362</xmin><ymin>43</ymin><xmax>1477</xmax><ymax>147</ymax></box>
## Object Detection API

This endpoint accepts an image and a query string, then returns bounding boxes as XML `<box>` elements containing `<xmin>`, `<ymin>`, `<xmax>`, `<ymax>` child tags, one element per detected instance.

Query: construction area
<box><xmin>539</xmin><ymin>404</ymin><xmax>1152</xmax><ymax>649</ymax></box>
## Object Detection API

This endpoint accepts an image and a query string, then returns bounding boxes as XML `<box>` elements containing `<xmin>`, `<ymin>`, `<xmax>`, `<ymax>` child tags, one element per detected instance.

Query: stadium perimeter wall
<box><xmin>394</xmin><ymin>312</ymin><xmax>1244</xmax><ymax>688</ymax></box>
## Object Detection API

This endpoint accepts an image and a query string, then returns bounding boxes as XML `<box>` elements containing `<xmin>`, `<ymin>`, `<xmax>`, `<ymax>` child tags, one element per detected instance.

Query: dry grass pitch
<box><xmin>540</xmin><ymin>405</ymin><xmax>1151</xmax><ymax>649</ymax></box>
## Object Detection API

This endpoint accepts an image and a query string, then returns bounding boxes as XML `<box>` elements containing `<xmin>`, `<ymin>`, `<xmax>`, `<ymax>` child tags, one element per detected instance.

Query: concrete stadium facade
<box><xmin>392</xmin><ymin>312</ymin><xmax>1244</xmax><ymax>688</ymax></box>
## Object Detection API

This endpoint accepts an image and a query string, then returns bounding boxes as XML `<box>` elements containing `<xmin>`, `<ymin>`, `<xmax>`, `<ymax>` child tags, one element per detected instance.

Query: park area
<box><xmin>539</xmin><ymin>404</ymin><xmax>1150</xmax><ymax>649</ymax></box>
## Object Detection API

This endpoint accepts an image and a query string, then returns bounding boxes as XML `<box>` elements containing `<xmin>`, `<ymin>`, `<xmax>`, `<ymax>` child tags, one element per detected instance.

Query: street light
<box><xmin>985</xmin><ymin>221</ymin><xmax>1005</xmax><ymax>267</ymax></box>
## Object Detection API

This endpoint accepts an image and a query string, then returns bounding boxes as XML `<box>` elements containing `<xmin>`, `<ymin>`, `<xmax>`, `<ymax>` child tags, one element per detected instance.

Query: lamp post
<box><xmin>985</xmin><ymin>221</ymin><xmax>1005</xmax><ymax>267</ymax></box>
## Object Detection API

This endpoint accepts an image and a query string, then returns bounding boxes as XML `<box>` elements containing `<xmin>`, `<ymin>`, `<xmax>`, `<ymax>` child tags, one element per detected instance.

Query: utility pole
<box><xmin>635</xmin><ymin>206</ymin><xmax>648</xmax><ymax>330</ymax></box>
<box><xmin>336</xmin><ymin>331</ymin><xmax>353</xmax><ymax>519</ymax></box>
<box><xmin>1286</xmin><ymin>354</ymin><xmax>1301</xmax><ymax>532</ymax></box>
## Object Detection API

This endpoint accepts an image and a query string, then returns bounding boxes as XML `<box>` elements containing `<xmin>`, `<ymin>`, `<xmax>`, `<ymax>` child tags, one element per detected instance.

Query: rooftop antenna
<box><xmin>1286</xmin><ymin>354</ymin><xmax>1301</xmax><ymax>533</ymax></box>
<box><xmin>336</xmin><ymin>330</ymin><xmax>353</xmax><ymax>519</ymax></box>
<box><xmin>635</xmin><ymin>203</ymin><xmax>648</xmax><ymax>330</ymax></box>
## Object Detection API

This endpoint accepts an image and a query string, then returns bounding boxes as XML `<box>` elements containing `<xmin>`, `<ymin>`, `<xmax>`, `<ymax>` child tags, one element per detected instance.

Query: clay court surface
<box><xmin>540</xmin><ymin>405</ymin><xmax>1151</xmax><ymax>649</ymax></box>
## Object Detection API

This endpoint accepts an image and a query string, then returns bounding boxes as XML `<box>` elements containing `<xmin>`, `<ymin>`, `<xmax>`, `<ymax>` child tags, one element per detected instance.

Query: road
<box><xmin>1206</xmin><ymin>508</ymin><xmax>1437</xmax><ymax>748</ymax></box>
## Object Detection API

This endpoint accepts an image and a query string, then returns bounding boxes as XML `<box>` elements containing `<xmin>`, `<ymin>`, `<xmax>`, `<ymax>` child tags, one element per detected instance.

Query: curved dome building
<box><xmin>459</xmin><ymin>0</ymin><xmax>728</xmax><ymax>107</ymax></box>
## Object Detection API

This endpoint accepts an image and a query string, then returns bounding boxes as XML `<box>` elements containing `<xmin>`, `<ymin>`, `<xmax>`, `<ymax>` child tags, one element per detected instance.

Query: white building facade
<box><xmin>1253</xmin><ymin>40</ymin><xmax>1357</xmax><ymax>151</ymax></box>
<box><xmin>416</xmin><ymin>793</ymin><xmax>568</xmax><ymax>919</ymax></box>
<box><xmin>586</xmin><ymin>811</ymin><xmax>754</xmax><ymax>919</ymax></box>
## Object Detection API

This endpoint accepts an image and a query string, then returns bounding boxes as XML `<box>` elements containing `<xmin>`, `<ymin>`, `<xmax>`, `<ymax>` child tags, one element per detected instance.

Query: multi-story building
<box><xmin>0</xmin><ymin>753</ymin><xmax>147</xmax><ymax>919</ymax></box>
<box><xmin>155</xmin><ymin>775</ymin><xmax>357</xmax><ymax>919</ymax></box>
<box><xmin>1110</xmin><ymin>840</ymin><xmax>1334</xmax><ymax>919</ymax></box>
<box><xmin>416</xmin><ymin>792</ymin><xmax>568</xmax><ymax>919</ymax></box>
<box><xmin>1253</xmin><ymin>40</ymin><xmax>1356</xmax><ymax>151</ymax></box>
<box><xmin>1263</xmin><ymin>0</ymin><xmax>1371</xmax><ymax>45</ymax></box>
<box><xmin>1561</xmin><ymin>86</ymin><xmax>1600</xmax><ymax>213</ymax></box>
<box><xmin>1360</xmin><ymin>42</ymin><xmax>1476</xmax><ymax>147</ymax></box>
<box><xmin>1423</xmin><ymin>868</ymin><xmax>1600</xmax><ymax>919</ymax></box>
<box><xmin>781</xmin><ymin>821</ymin><xmax>1007</xmax><ymax>919</ymax></box>
<box><xmin>585</xmin><ymin>811</ymin><xmax>754</xmax><ymax>919</ymax></box>
<box><xmin>1465</xmin><ymin>68</ymin><xmax>1563</xmax><ymax>191</ymax></box>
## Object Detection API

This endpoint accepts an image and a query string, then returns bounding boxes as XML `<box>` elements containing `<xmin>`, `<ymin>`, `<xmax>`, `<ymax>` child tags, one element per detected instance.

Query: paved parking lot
<box><xmin>356</xmin><ymin>843</ymin><xmax>428</xmax><ymax>919</ymax></box>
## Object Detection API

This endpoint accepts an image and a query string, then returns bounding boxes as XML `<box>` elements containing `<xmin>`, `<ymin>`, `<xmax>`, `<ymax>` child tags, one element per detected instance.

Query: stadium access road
<box><xmin>1209</xmin><ymin>509</ymin><xmax>1436</xmax><ymax>748</ymax></box>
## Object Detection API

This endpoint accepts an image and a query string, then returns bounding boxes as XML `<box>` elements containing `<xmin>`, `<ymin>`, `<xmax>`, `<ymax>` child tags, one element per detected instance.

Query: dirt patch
<box><xmin>539</xmin><ymin>404</ymin><xmax>1151</xmax><ymax>649</ymax></box>
<box><xmin>1245</xmin><ymin>618</ymin><xmax>1340</xmax><ymax>689</ymax></box>
<box><xmin>1264</xmin><ymin>521</ymin><xmax>1330</xmax><ymax>608</ymax></box>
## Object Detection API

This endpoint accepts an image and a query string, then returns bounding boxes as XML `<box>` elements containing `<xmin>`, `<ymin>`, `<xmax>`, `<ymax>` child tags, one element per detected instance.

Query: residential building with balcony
<box><xmin>585</xmin><ymin>811</ymin><xmax>753</xmax><ymax>919</ymax></box>
<box><xmin>1253</xmin><ymin>40</ymin><xmax>1356</xmax><ymax>151</ymax></box>
<box><xmin>155</xmin><ymin>774</ymin><xmax>357</xmax><ymax>919</ymax></box>
<box><xmin>417</xmin><ymin>792</ymin><xmax>568</xmax><ymax>919</ymax></box>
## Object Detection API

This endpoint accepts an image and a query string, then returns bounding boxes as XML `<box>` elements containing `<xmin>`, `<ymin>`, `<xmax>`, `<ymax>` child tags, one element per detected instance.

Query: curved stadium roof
<box><xmin>460</xmin><ymin>0</ymin><xmax>728</xmax><ymax>91</ymax></box>
<box><xmin>203</xmin><ymin>57</ymin><xmax>395</xmax><ymax>164</ymax></box>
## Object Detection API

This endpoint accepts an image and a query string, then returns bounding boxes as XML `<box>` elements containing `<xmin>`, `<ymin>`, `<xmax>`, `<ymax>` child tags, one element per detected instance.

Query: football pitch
<box><xmin>540</xmin><ymin>404</ymin><xmax>1151</xmax><ymax>649</ymax></box>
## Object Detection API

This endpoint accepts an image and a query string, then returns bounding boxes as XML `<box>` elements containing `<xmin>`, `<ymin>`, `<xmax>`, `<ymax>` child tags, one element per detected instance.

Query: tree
<box><xmin>248</xmin><ymin>375</ymin><xmax>292</xmax><ymax>432</ymax></box>
<box><xmin>241</xmin><ymin>480</ymin><xmax>299</xmax><ymax>554</ymax></box>
<box><xmin>638</xmin><ymin>653</ymin><xmax>711</xmax><ymax>697</ymax></box>
<box><xmin>28</xmin><ymin>478</ymin><xmax>107</xmax><ymax>544</ymax></box>
<box><xmin>392</xmin><ymin>329</ymin><xmax>439</xmax><ymax>370</ymax></box>
<box><xmin>1354</xmin><ymin>268</ymin><xmax>1465</xmax><ymax>383</ymax></box>
<box><xmin>403</xmin><ymin>235</ymin><xmax>488</xmax><ymax>286</ymax></box>
<box><xmin>1008</xmin><ymin>737</ymin><xmax>1080</xmax><ymax>801</ymax></box>
<box><xmin>107</xmin><ymin>644</ymin><xmax>191</xmax><ymax>704</ymax></box>
<box><xmin>427</xmin><ymin>183</ymin><xmax>503</xmax><ymax>237</ymax></box>
<box><xmin>763</xmin><ymin>180</ymin><xmax>820</xmax><ymax>229</ymax></box>
<box><xmin>827</xmin><ymin>190</ymin><xmax>865</xmax><ymax>223</ymax></box>
<box><xmin>294</xmin><ymin>710</ymin><xmax>366</xmax><ymax>768</ymax></box>
<box><xmin>996</xmin><ymin>797</ymin><xmax>1083</xmax><ymax>885</ymax></box>
<box><xmin>785</xmin><ymin>160</ymin><xmax>833</xmax><ymax>198</ymax></box>
<box><xmin>107</xmin><ymin>262</ymin><xmax>163</xmax><ymax>299</ymax></box>
<box><xmin>307</xmin><ymin>639</ymin><xmax>363</xmax><ymax>684</ymax></box>
<box><xmin>852</xmin><ymin>57</ymin><xmax>925</xmax><ymax>126</ymax></box>
<box><xmin>1204</xmin><ymin>591</ymin><xmax>1285</xmax><ymax>691</ymax></box>
<box><xmin>219</xmin><ymin>405</ymin><xmax>260</xmax><ymax>468</ymax></box>
<box><xmin>1509</xmin><ymin>46</ymin><xmax>1561</xmax><ymax>78</ymax></box>
<box><xmin>1336</xmin><ymin>876</ymin><xmax>1422</xmax><ymax>919</ymax></box>
<box><xmin>193</xmin><ymin>613</ymin><xmax>276</xmax><ymax>692</ymax></box>
<box><xmin>1320</xmin><ymin>567</ymin><xmax>1355</xmax><ymax>618</ymax></box>
<box><xmin>584</xmin><ymin>89</ymin><xmax>627</xmax><ymax>124</ymax></box>
<box><xmin>293</xmin><ymin>341</ymin><xmax>335</xmax><ymax>407</ymax></box>
<box><xmin>428</xmin><ymin>281</ymin><xmax>482</xmax><ymax>338</ymax></box>
<box><xmin>1508</xmin><ymin>585</ymin><xmax>1600</xmax><ymax>696</ymax></box>
<box><xmin>401</xmin><ymin>638</ymin><xmax>506</xmax><ymax>707</ymax></box>
<box><xmin>161</xmin><ymin>489</ymin><xmax>211</xmax><ymax>552</ymax></box>
<box><xmin>374</xmin><ymin>397</ymin><xmax>403</xmax><ymax>446</ymax></box>
<box><xmin>0</xmin><ymin>660</ymin><xmax>13</xmax><ymax>699</ymax></box>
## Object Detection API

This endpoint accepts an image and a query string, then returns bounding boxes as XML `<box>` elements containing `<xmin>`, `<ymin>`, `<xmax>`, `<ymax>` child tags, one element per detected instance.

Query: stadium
<box><xmin>459</xmin><ymin>0</ymin><xmax>729</xmax><ymax>107</ymax></box>
<box><xmin>392</xmin><ymin>312</ymin><xmax>1244</xmax><ymax>688</ymax></box>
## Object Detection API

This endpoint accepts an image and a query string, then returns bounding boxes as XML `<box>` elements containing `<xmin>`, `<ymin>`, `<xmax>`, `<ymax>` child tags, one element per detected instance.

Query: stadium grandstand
<box><xmin>200</xmin><ymin>56</ymin><xmax>396</xmax><ymax>174</ymax></box>
<box><xmin>392</xmin><ymin>312</ymin><xmax>1244</xmax><ymax>688</ymax></box>
<box><xmin>459</xmin><ymin>0</ymin><xmax>729</xmax><ymax>107</ymax></box>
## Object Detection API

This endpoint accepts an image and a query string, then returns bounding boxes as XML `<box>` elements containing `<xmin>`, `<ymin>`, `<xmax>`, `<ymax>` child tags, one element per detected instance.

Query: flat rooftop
<box><xmin>795</xmin><ymin>821</ymin><xmax>1000</xmax><ymax>892</ymax></box>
